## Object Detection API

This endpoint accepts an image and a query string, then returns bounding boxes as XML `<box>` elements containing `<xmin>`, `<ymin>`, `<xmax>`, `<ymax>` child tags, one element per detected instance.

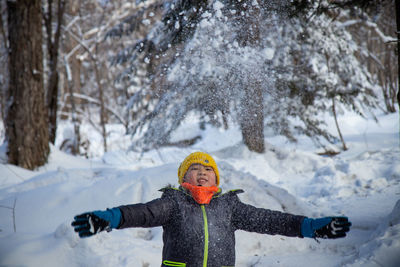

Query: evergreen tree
<box><xmin>266</xmin><ymin>8</ymin><xmax>380</xmax><ymax>146</ymax></box>
<box><xmin>108</xmin><ymin>0</ymin><xmax>384</xmax><ymax>152</ymax></box>
<box><xmin>110</xmin><ymin>0</ymin><xmax>272</xmax><ymax>152</ymax></box>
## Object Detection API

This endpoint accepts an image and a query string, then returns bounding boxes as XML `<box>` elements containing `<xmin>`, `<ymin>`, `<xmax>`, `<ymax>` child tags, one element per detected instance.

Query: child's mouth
<box><xmin>197</xmin><ymin>178</ymin><xmax>208</xmax><ymax>186</ymax></box>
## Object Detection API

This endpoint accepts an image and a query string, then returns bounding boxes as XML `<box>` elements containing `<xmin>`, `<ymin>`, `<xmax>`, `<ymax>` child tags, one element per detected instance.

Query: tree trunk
<box><xmin>332</xmin><ymin>98</ymin><xmax>347</xmax><ymax>151</ymax></box>
<box><xmin>240</xmin><ymin>81</ymin><xmax>265</xmax><ymax>153</ymax></box>
<box><xmin>65</xmin><ymin>60</ymin><xmax>80</xmax><ymax>155</ymax></box>
<box><xmin>44</xmin><ymin>0</ymin><xmax>65</xmax><ymax>144</ymax></box>
<box><xmin>0</xmin><ymin>1</ymin><xmax>8</xmax><ymax>123</ymax></box>
<box><xmin>94</xmin><ymin>58</ymin><xmax>108</xmax><ymax>153</ymax></box>
<box><xmin>396</xmin><ymin>0</ymin><xmax>400</xmax><ymax>147</ymax></box>
<box><xmin>396</xmin><ymin>1</ymin><xmax>400</xmax><ymax>106</ymax></box>
<box><xmin>60</xmin><ymin>1</ymin><xmax>81</xmax><ymax>155</ymax></box>
<box><xmin>6</xmin><ymin>0</ymin><xmax>49</xmax><ymax>169</ymax></box>
<box><xmin>236</xmin><ymin>0</ymin><xmax>265</xmax><ymax>153</ymax></box>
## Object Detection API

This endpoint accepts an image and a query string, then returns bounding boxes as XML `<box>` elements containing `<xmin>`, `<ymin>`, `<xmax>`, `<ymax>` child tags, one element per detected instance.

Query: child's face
<box><xmin>184</xmin><ymin>164</ymin><xmax>217</xmax><ymax>187</ymax></box>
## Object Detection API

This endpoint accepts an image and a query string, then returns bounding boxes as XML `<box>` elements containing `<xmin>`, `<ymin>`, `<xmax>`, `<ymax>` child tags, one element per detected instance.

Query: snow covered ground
<box><xmin>0</xmin><ymin>111</ymin><xmax>399</xmax><ymax>267</ymax></box>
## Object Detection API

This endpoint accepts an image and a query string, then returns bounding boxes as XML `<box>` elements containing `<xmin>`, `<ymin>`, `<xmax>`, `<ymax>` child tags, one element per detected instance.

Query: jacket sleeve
<box><xmin>117</xmin><ymin>191</ymin><xmax>176</xmax><ymax>229</ymax></box>
<box><xmin>231</xmin><ymin>194</ymin><xmax>305</xmax><ymax>237</ymax></box>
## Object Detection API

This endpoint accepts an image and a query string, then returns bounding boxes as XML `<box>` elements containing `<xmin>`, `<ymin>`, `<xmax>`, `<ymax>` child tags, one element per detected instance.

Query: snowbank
<box><xmin>0</xmin><ymin>112</ymin><xmax>399</xmax><ymax>266</ymax></box>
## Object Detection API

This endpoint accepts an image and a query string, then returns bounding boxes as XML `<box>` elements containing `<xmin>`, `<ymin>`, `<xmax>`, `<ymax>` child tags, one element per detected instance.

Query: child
<box><xmin>72</xmin><ymin>151</ymin><xmax>351</xmax><ymax>267</ymax></box>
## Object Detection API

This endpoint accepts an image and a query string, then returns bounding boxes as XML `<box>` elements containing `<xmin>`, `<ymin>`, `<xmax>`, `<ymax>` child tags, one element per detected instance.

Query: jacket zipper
<box><xmin>201</xmin><ymin>205</ymin><xmax>209</xmax><ymax>267</ymax></box>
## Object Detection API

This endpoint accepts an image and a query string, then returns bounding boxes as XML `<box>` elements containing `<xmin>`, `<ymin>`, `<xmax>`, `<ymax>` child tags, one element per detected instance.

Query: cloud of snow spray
<box><xmin>133</xmin><ymin>0</ymin><xmax>379</xmax><ymax>150</ymax></box>
<box><xmin>166</xmin><ymin>0</ymin><xmax>275</xmax><ymax>125</ymax></box>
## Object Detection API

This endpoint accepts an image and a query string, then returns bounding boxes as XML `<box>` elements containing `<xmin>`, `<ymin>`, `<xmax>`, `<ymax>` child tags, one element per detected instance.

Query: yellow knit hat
<box><xmin>178</xmin><ymin>152</ymin><xmax>220</xmax><ymax>185</ymax></box>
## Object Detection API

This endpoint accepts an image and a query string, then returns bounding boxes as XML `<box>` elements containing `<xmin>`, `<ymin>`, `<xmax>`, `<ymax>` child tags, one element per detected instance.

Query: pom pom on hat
<box><xmin>178</xmin><ymin>152</ymin><xmax>220</xmax><ymax>185</ymax></box>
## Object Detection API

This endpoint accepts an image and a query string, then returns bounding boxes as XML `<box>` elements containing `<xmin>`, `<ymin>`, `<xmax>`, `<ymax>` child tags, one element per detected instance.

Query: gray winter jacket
<box><xmin>117</xmin><ymin>186</ymin><xmax>305</xmax><ymax>267</ymax></box>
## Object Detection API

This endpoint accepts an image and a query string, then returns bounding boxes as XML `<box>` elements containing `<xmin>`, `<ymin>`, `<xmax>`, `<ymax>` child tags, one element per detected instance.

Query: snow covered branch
<box><xmin>64</xmin><ymin>92</ymin><xmax>127</xmax><ymax>126</ymax></box>
<box><xmin>337</xmin><ymin>19</ymin><xmax>396</xmax><ymax>43</ymax></box>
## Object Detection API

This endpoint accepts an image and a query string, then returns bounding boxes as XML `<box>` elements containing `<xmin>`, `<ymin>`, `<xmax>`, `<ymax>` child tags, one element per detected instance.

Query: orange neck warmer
<box><xmin>181</xmin><ymin>182</ymin><xmax>219</xmax><ymax>204</ymax></box>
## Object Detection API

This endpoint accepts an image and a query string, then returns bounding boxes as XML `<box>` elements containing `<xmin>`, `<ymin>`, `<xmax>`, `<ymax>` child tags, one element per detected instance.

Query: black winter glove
<box><xmin>71</xmin><ymin>212</ymin><xmax>111</xmax><ymax>238</ymax></box>
<box><xmin>302</xmin><ymin>216</ymin><xmax>352</xmax><ymax>239</ymax></box>
<box><xmin>315</xmin><ymin>217</ymin><xmax>351</xmax><ymax>239</ymax></box>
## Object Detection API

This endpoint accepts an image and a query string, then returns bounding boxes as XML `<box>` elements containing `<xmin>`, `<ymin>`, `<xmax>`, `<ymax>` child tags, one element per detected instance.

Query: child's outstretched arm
<box><xmin>232</xmin><ymin>193</ymin><xmax>351</xmax><ymax>239</ymax></box>
<box><xmin>301</xmin><ymin>216</ymin><xmax>352</xmax><ymax>239</ymax></box>
<box><xmin>71</xmin><ymin>208</ymin><xmax>122</xmax><ymax>238</ymax></box>
<box><xmin>71</xmin><ymin>194</ymin><xmax>175</xmax><ymax>238</ymax></box>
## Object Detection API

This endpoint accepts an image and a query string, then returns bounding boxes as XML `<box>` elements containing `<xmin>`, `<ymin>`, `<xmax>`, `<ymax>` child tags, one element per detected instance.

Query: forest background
<box><xmin>0</xmin><ymin>0</ymin><xmax>398</xmax><ymax>167</ymax></box>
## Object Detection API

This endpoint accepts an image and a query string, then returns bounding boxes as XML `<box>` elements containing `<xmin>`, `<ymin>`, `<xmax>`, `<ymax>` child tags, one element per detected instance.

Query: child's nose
<box><xmin>198</xmin><ymin>166</ymin><xmax>206</xmax><ymax>174</ymax></box>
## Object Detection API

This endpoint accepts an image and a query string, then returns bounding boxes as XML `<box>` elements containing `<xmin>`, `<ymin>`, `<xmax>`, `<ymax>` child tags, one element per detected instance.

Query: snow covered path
<box><xmin>0</xmin><ymin>113</ymin><xmax>399</xmax><ymax>267</ymax></box>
